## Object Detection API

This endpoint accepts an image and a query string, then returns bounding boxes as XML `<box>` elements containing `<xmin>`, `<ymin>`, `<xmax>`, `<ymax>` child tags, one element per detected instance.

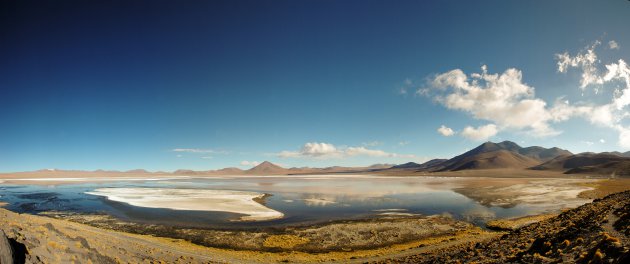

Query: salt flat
<box><xmin>86</xmin><ymin>188</ymin><xmax>284</xmax><ymax>221</ymax></box>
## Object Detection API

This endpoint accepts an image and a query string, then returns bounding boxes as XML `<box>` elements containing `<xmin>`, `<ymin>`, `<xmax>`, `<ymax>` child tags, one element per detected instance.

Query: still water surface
<box><xmin>0</xmin><ymin>175</ymin><xmax>590</xmax><ymax>229</ymax></box>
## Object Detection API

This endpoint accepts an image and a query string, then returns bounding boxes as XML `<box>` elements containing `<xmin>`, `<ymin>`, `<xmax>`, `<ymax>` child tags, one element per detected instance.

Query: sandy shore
<box><xmin>86</xmin><ymin>188</ymin><xmax>284</xmax><ymax>221</ymax></box>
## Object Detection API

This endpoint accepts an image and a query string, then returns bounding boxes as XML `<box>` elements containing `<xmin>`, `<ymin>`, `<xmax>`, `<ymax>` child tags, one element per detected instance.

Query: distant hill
<box><xmin>390</xmin><ymin>159</ymin><xmax>448</xmax><ymax>170</ymax></box>
<box><xmin>173</xmin><ymin>169</ymin><xmax>200</xmax><ymax>175</ymax></box>
<box><xmin>428</xmin><ymin>141</ymin><xmax>570</xmax><ymax>172</ymax></box>
<box><xmin>564</xmin><ymin>160</ymin><xmax>630</xmax><ymax>177</ymax></box>
<box><xmin>436</xmin><ymin>150</ymin><xmax>540</xmax><ymax>171</ymax></box>
<box><xmin>530</xmin><ymin>152</ymin><xmax>630</xmax><ymax>177</ymax></box>
<box><xmin>125</xmin><ymin>169</ymin><xmax>149</xmax><ymax>174</ymax></box>
<box><xmin>602</xmin><ymin>151</ymin><xmax>630</xmax><ymax>158</ymax></box>
<box><xmin>518</xmin><ymin>146</ymin><xmax>572</xmax><ymax>161</ymax></box>
<box><xmin>246</xmin><ymin>161</ymin><xmax>288</xmax><ymax>175</ymax></box>
<box><xmin>530</xmin><ymin>153</ymin><xmax>626</xmax><ymax>171</ymax></box>
<box><xmin>391</xmin><ymin>162</ymin><xmax>421</xmax><ymax>169</ymax></box>
<box><xmin>215</xmin><ymin>167</ymin><xmax>245</xmax><ymax>175</ymax></box>
<box><xmin>15</xmin><ymin>140</ymin><xmax>630</xmax><ymax>177</ymax></box>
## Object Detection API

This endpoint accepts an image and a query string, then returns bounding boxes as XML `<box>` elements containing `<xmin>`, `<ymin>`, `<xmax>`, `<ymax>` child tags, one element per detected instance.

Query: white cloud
<box><xmin>176</xmin><ymin>154</ymin><xmax>183</xmax><ymax>158</ymax></box>
<box><xmin>278</xmin><ymin>142</ymin><xmax>414</xmax><ymax>159</ymax></box>
<box><xmin>619</xmin><ymin>128</ymin><xmax>630</xmax><ymax>149</ymax></box>
<box><xmin>172</xmin><ymin>148</ymin><xmax>227</xmax><ymax>154</ymax></box>
<box><xmin>240</xmin><ymin>160</ymin><xmax>261</xmax><ymax>167</ymax></box>
<box><xmin>398</xmin><ymin>141</ymin><xmax>410</xmax><ymax>146</ymax></box>
<box><xmin>460</xmin><ymin>124</ymin><xmax>498</xmax><ymax>141</ymax></box>
<box><xmin>429</xmin><ymin>65</ymin><xmax>561</xmax><ymax>137</ymax></box>
<box><xmin>604</xmin><ymin>59</ymin><xmax>630</xmax><ymax>109</ymax></box>
<box><xmin>346</xmin><ymin>147</ymin><xmax>395</xmax><ymax>157</ymax></box>
<box><xmin>437</xmin><ymin>125</ymin><xmax>455</xmax><ymax>136</ymax></box>
<box><xmin>609</xmin><ymin>40</ymin><xmax>620</xmax><ymax>50</ymax></box>
<box><xmin>278</xmin><ymin>142</ymin><xmax>341</xmax><ymax>158</ymax></box>
<box><xmin>201</xmin><ymin>156</ymin><xmax>213</xmax><ymax>159</ymax></box>
<box><xmin>426</xmin><ymin>39</ymin><xmax>630</xmax><ymax>147</ymax></box>
<box><xmin>600</xmin><ymin>139</ymin><xmax>606</xmax><ymax>143</ymax></box>
<box><xmin>556</xmin><ymin>41</ymin><xmax>630</xmax><ymax>149</ymax></box>
<box><xmin>582</xmin><ymin>141</ymin><xmax>594</xmax><ymax>146</ymax></box>
<box><xmin>556</xmin><ymin>41</ymin><xmax>603</xmax><ymax>89</ymax></box>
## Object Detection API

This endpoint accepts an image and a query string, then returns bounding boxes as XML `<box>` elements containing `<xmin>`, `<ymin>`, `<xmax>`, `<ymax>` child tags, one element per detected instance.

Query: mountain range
<box><xmin>4</xmin><ymin>141</ymin><xmax>630</xmax><ymax>178</ymax></box>
<box><xmin>382</xmin><ymin>140</ymin><xmax>629</xmax><ymax>177</ymax></box>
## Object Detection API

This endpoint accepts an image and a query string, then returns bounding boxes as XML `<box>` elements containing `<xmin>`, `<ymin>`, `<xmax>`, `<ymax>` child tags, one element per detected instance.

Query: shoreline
<box><xmin>85</xmin><ymin>188</ymin><xmax>284</xmax><ymax>221</ymax></box>
<box><xmin>3</xmin><ymin>188</ymin><xmax>626</xmax><ymax>263</ymax></box>
<box><xmin>0</xmin><ymin>167</ymin><xmax>619</xmax><ymax>186</ymax></box>
<box><xmin>0</xmin><ymin>178</ymin><xmax>627</xmax><ymax>262</ymax></box>
<box><xmin>0</xmin><ymin>206</ymin><xmax>500</xmax><ymax>263</ymax></box>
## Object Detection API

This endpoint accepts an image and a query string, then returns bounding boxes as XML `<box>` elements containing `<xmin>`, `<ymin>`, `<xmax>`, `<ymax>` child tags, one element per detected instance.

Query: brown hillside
<box><xmin>564</xmin><ymin>160</ymin><xmax>630</xmax><ymax>177</ymax></box>
<box><xmin>246</xmin><ymin>161</ymin><xmax>288</xmax><ymax>175</ymax></box>
<box><xmin>440</xmin><ymin>150</ymin><xmax>540</xmax><ymax>171</ymax></box>
<box><xmin>531</xmin><ymin>153</ymin><xmax>628</xmax><ymax>171</ymax></box>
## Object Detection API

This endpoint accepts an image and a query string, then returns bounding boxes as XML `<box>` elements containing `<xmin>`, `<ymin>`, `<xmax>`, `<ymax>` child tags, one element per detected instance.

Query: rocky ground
<box><xmin>373</xmin><ymin>190</ymin><xmax>630</xmax><ymax>263</ymax></box>
<box><xmin>0</xmin><ymin>207</ymin><xmax>492</xmax><ymax>263</ymax></box>
<box><xmin>37</xmin><ymin>212</ymin><xmax>474</xmax><ymax>252</ymax></box>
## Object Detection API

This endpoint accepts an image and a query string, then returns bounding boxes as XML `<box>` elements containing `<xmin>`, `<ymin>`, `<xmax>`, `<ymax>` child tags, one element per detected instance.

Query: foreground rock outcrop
<box><xmin>0</xmin><ymin>230</ymin><xmax>15</xmax><ymax>264</ymax></box>
<box><xmin>374</xmin><ymin>190</ymin><xmax>630</xmax><ymax>263</ymax></box>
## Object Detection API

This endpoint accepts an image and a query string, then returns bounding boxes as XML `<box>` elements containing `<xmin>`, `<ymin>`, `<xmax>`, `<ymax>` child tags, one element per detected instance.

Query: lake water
<box><xmin>0</xmin><ymin>175</ymin><xmax>592</xmax><ymax>229</ymax></box>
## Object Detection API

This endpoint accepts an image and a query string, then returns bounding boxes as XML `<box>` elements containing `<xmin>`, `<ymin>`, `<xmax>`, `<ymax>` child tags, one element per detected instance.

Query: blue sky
<box><xmin>1</xmin><ymin>0</ymin><xmax>630</xmax><ymax>172</ymax></box>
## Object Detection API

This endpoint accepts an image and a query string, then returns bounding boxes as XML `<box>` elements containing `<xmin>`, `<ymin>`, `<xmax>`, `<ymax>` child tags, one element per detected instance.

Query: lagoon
<box><xmin>0</xmin><ymin>175</ymin><xmax>593</xmax><ymax>229</ymax></box>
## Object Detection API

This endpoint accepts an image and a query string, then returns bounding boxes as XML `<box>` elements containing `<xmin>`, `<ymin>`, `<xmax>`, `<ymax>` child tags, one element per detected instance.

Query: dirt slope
<box><xmin>373</xmin><ymin>190</ymin><xmax>630</xmax><ymax>263</ymax></box>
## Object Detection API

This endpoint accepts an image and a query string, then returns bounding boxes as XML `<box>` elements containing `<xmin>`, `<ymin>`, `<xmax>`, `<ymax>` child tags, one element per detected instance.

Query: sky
<box><xmin>1</xmin><ymin>0</ymin><xmax>630</xmax><ymax>172</ymax></box>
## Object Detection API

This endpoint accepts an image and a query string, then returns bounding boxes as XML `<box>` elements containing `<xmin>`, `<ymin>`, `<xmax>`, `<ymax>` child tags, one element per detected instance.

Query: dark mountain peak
<box><xmin>428</xmin><ymin>140</ymin><xmax>573</xmax><ymax>172</ymax></box>
<box><xmin>497</xmin><ymin>140</ymin><xmax>522</xmax><ymax>150</ymax></box>
<box><xmin>392</xmin><ymin>162</ymin><xmax>422</xmax><ymax>169</ymax></box>
<box><xmin>467</xmin><ymin>141</ymin><xmax>521</xmax><ymax>156</ymax></box>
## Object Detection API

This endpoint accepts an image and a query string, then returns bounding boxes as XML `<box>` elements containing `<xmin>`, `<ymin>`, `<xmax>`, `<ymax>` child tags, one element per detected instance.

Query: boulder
<box><xmin>0</xmin><ymin>229</ymin><xmax>14</xmax><ymax>264</ymax></box>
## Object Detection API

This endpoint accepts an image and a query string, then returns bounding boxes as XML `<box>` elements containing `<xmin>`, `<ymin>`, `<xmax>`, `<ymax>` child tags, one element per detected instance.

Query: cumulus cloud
<box><xmin>240</xmin><ymin>160</ymin><xmax>261</xmax><ymax>167</ymax></box>
<box><xmin>609</xmin><ymin>40</ymin><xmax>620</xmax><ymax>50</ymax></box>
<box><xmin>619</xmin><ymin>128</ymin><xmax>630</xmax><ymax>149</ymax></box>
<box><xmin>437</xmin><ymin>125</ymin><xmax>455</xmax><ymax>136</ymax></box>
<box><xmin>600</xmin><ymin>139</ymin><xmax>606</xmax><ymax>143</ymax></box>
<box><xmin>557</xmin><ymin>41</ymin><xmax>630</xmax><ymax>148</ymax></box>
<box><xmin>460</xmin><ymin>124</ymin><xmax>498</xmax><ymax>141</ymax></box>
<box><xmin>278</xmin><ymin>142</ymin><xmax>414</xmax><ymax>159</ymax></box>
<box><xmin>346</xmin><ymin>147</ymin><xmax>394</xmax><ymax>157</ymax></box>
<box><xmin>556</xmin><ymin>41</ymin><xmax>603</xmax><ymax>89</ymax></box>
<box><xmin>428</xmin><ymin>65</ymin><xmax>561</xmax><ymax>137</ymax></box>
<box><xmin>278</xmin><ymin>142</ymin><xmax>341</xmax><ymax>158</ymax></box>
<box><xmin>425</xmin><ymin>39</ymin><xmax>630</xmax><ymax>147</ymax></box>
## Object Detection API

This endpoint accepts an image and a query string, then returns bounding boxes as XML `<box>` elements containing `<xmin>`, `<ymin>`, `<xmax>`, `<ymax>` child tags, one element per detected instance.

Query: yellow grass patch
<box><xmin>263</xmin><ymin>234</ymin><xmax>310</xmax><ymax>249</ymax></box>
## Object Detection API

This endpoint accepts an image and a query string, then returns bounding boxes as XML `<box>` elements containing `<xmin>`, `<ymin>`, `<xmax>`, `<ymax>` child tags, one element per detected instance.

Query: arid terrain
<box><xmin>1</xmin><ymin>176</ymin><xmax>629</xmax><ymax>263</ymax></box>
<box><xmin>373</xmin><ymin>190</ymin><xmax>630</xmax><ymax>264</ymax></box>
<box><xmin>2</xmin><ymin>140</ymin><xmax>630</xmax><ymax>263</ymax></box>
